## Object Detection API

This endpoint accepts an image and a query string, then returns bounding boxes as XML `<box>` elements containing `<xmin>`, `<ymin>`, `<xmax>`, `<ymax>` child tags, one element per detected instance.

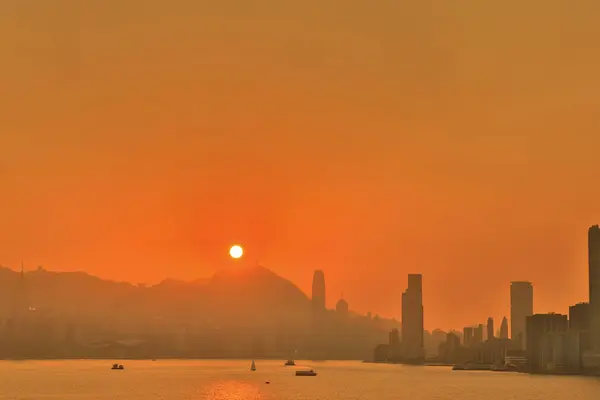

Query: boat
<box><xmin>491</xmin><ymin>363</ymin><xmax>519</xmax><ymax>372</ymax></box>
<box><xmin>285</xmin><ymin>360</ymin><xmax>296</xmax><ymax>366</ymax></box>
<box><xmin>296</xmin><ymin>369</ymin><xmax>317</xmax><ymax>376</ymax></box>
<box><xmin>111</xmin><ymin>364</ymin><xmax>125</xmax><ymax>370</ymax></box>
<box><xmin>452</xmin><ymin>363</ymin><xmax>491</xmax><ymax>371</ymax></box>
<box><xmin>251</xmin><ymin>360</ymin><xmax>256</xmax><ymax>371</ymax></box>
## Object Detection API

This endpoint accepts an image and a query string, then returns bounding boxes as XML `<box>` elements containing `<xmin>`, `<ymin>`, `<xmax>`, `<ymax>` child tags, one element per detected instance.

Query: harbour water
<box><xmin>0</xmin><ymin>359</ymin><xmax>599</xmax><ymax>399</ymax></box>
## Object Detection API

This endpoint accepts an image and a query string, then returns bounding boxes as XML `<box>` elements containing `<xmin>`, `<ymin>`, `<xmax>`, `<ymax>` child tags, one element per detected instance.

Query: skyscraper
<box><xmin>311</xmin><ymin>270</ymin><xmax>326</xmax><ymax>312</ymax></box>
<box><xmin>487</xmin><ymin>317</ymin><xmax>494</xmax><ymax>341</ymax></box>
<box><xmin>511</xmin><ymin>281</ymin><xmax>533</xmax><ymax>349</ymax></box>
<box><xmin>526</xmin><ymin>313</ymin><xmax>568</xmax><ymax>372</ymax></box>
<box><xmin>401</xmin><ymin>274</ymin><xmax>424</xmax><ymax>360</ymax></box>
<box><xmin>473</xmin><ymin>324</ymin><xmax>484</xmax><ymax>344</ymax></box>
<box><xmin>569</xmin><ymin>302</ymin><xmax>590</xmax><ymax>331</ymax></box>
<box><xmin>311</xmin><ymin>270</ymin><xmax>327</xmax><ymax>358</ymax></box>
<box><xmin>463</xmin><ymin>327</ymin><xmax>474</xmax><ymax>347</ymax></box>
<box><xmin>589</xmin><ymin>225</ymin><xmax>600</xmax><ymax>350</ymax></box>
<box><xmin>500</xmin><ymin>316</ymin><xmax>509</xmax><ymax>339</ymax></box>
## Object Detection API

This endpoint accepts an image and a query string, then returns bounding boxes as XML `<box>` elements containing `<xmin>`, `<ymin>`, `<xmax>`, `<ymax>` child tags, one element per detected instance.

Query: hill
<box><xmin>0</xmin><ymin>265</ymin><xmax>311</xmax><ymax>331</ymax></box>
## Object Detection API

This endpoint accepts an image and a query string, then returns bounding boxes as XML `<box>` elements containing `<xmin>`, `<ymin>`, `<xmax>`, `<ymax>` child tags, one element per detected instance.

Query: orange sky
<box><xmin>1</xmin><ymin>1</ymin><xmax>600</xmax><ymax>330</ymax></box>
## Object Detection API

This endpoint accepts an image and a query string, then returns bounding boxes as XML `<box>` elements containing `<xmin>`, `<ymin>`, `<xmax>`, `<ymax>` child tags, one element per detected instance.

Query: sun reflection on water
<box><xmin>201</xmin><ymin>380</ymin><xmax>264</xmax><ymax>400</ymax></box>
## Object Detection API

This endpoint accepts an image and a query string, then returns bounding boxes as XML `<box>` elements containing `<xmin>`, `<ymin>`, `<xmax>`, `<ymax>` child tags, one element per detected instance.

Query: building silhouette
<box><xmin>473</xmin><ymin>324</ymin><xmax>484</xmax><ymax>345</ymax></box>
<box><xmin>463</xmin><ymin>327</ymin><xmax>474</xmax><ymax>347</ymax></box>
<box><xmin>500</xmin><ymin>316</ymin><xmax>509</xmax><ymax>339</ymax></box>
<box><xmin>511</xmin><ymin>281</ymin><xmax>533</xmax><ymax>349</ymax></box>
<box><xmin>526</xmin><ymin>313</ymin><xmax>569</xmax><ymax>372</ymax></box>
<box><xmin>311</xmin><ymin>270</ymin><xmax>326</xmax><ymax>312</ymax></box>
<box><xmin>570</xmin><ymin>302</ymin><xmax>590</xmax><ymax>331</ymax></box>
<box><xmin>401</xmin><ymin>274</ymin><xmax>424</xmax><ymax>360</ymax></box>
<box><xmin>569</xmin><ymin>302</ymin><xmax>592</xmax><ymax>360</ymax></box>
<box><xmin>589</xmin><ymin>225</ymin><xmax>600</xmax><ymax>351</ymax></box>
<box><xmin>336</xmin><ymin>295</ymin><xmax>348</xmax><ymax>317</ymax></box>
<box><xmin>389</xmin><ymin>328</ymin><xmax>400</xmax><ymax>347</ymax></box>
<box><xmin>487</xmin><ymin>317</ymin><xmax>494</xmax><ymax>341</ymax></box>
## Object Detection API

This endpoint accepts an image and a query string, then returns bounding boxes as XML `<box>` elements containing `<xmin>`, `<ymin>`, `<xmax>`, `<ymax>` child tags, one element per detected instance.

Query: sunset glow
<box><xmin>1</xmin><ymin>1</ymin><xmax>600</xmax><ymax>331</ymax></box>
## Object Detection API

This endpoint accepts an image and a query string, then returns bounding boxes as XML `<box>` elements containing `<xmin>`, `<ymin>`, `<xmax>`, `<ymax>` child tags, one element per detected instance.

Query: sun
<box><xmin>229</xmin><ymin>245</ymin><xmax>244</xmax><ymax>259</ymax></box>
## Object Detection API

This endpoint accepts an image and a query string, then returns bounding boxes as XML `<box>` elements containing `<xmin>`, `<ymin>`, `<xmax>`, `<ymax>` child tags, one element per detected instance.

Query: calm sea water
<box><xmin>0</xmin><ymin>359</ymin><xmax>599</xmax><ymax>400</ymax></box>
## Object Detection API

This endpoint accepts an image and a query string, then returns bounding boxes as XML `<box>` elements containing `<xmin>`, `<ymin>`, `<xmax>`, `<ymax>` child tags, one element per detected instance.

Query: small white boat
<box><xmin>251</xmin><ymin>360</ymin><xmax>256</xmax><ymax>371</ymax></box>
<box><xmin>296</xmin><ymin>369</ymin><xmax>317</xmax><ymax>376</ymax></box>
<box><xmin>285</xmin><ymin>360</ymin><xmax>296</xmax><ymax>366</ymax></box>
<box><xmin>111</xmin><ymin>364</ymin><xmax>125</xmax><ymax>370</ymax></box>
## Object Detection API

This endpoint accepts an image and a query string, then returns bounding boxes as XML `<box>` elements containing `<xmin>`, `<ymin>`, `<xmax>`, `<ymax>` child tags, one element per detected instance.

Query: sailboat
<box><xmin>251</xmin><ymin>360</ymin><xmax>256</xmax><ymax>371</ymax></box>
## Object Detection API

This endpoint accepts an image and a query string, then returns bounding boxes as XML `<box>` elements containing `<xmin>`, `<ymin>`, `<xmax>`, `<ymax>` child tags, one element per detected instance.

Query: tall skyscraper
<box><xmin>311</xmin><ymin>270</ymin><xmax>326</xmax><ymax>312</ymax></box>
<box><xmin>401</xmin><ymin>274</ymin><xmax>424</xmax><ymax>360</ymax></box>
<box><xmin>589</xmin><ymin>225</ymin><xmax>600</xmax><ymax>350</ymax></box>
<box><xmin>311</xmin><ymin>270</ymin><xmax>327</xmax><ymax>358</ymax></box>
<box><xmin>473</xmin><ymin>324</ymin><xmax>484</xmax><ymax>344</ymax></box>
<box><xmin>511</xmin><ymin>281</ymin><xmax>533</xmax><ymax>349</ymax></box>
<box><xmin>500</xmin><ymin>316</ymin><xmax>509</xmax><ymax>339</ymax></box>
<box><xmin>487</xmin><ymin>317</ymin><xmax>494</xmax><ymax>341</ymax></box>
<box><xmin>463</xmin><ymin>327</ymin><xmax>474</xmax><ymax>347</ymax></box>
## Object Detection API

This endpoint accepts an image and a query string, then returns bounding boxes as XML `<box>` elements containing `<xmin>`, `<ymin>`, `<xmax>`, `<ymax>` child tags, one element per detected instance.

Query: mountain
<box><xmin>0</xmin><ymin>265</ymin><xmax>311</xmax><ymax>331</ymax></box>
<box><xmin>204</xmin><ymin>265</ymin><xmax>311</xmax><ymax>330</ymax></box>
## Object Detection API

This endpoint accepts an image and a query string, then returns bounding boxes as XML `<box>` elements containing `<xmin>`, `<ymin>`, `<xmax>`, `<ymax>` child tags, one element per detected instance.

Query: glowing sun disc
<box><xmin>229</xmin><ymin>245</ymin><xmax>243</xmax><ymax>259</ymax></box>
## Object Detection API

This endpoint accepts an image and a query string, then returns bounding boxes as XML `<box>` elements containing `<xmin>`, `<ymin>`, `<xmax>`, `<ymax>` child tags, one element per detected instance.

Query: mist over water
<box><xmin>0</xmin><ymin>360</ymin><xmax>598</xmax><ymax>400</ymax></box>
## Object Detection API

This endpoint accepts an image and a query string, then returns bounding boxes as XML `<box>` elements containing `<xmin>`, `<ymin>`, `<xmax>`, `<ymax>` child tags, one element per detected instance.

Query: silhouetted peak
<box><xmin>156</xmin><ymin>278</ymin><xmax>187</xmax><ymax>287</ymax></box>
<box><xmin>211</xmin><ymin>264</ymin><xmax>275</xmax><ymax>282</ymax></box>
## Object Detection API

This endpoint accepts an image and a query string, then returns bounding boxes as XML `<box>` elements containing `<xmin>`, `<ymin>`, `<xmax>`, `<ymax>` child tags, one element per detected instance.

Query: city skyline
<box><xmin>0</xmin><ymin>229</ymin><xmax>594</xmax><ymax>333</ymax></box>
<box><xmin>1</xmin><ymin>221</ymin><xmax>599</xmax><ymax>366</ymax></box>
<box><xmin>2</xmin><ymin>0</ymin><xmax>600</xmax><ymax>331</ymax></box>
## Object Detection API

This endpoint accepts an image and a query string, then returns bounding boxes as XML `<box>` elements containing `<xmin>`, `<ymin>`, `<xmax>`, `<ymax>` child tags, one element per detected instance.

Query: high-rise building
<box><xmin>312</xmin><ymin>270</ymin><xmax>326</xmax><ymax>312</ymax></box>
<box><xmin>511</xmin><ymin>281</ymin><xmax>533</xmax><ymax>349</ymax></box>
<box><xmin>401</xmin><ymin>274</ymin><xmax>424</xmax><ymax>360</ymax></box>
<box><xmin>569</xmin><ymin>302</ymin><xmax>590</xmax><ymax>331</ymax></box>
<box><xmin>589</xmin><ymin>225</ymin><xmax>600</xmax><ymax>350</ymax></box>
<box><xmin>463</xmin><ymin>327</ymin><xmax>474</xmax><ymax>347</ymax></box>
<box><xmin>526</xmin><ymin>313</ymin><xmax>568</xmax><ymax>372</ymax></box>
<box><xmin>487</xmin><ymin>317</ymin><xmax>494</xmax><ymax>341</ymax></box>
<box><xmin>389</xmin><ymin>328</ymin><xmax>400</xmax><ymax>346</ymax></box>
<box><xmin>500</xmin><ymin>316</ymin><xmax>509</xmax><ymax>339</ymax></box>
<box><xmin>473</xmin><ymin>324</ymin><xmax>484</xmax><ymax>345</ymax></box>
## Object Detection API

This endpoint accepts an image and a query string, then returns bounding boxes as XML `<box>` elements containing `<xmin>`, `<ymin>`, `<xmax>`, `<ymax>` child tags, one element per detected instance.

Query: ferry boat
<box><xmin>296</xmin><ymin>369</ymin><xmax>317</xmax><ymax>376</ymax></box>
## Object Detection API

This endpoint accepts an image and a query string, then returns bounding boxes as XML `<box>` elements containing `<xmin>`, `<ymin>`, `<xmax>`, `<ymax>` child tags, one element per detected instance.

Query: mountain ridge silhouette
<box><xmin>0</xmin><ymin>264</ymin><xmax>311</xmax><ymax>330</ymax></box>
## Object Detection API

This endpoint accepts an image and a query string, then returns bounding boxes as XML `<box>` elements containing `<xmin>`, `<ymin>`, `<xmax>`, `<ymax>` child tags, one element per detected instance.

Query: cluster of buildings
<box><xmin>309</xmin><ymin>269</ymin><xmax>400</xmax><ymax>360</ymax></box>
<box><xmin>374</xmin><ymin>225</ymin><xmax>600</xmax><ymax>375</ymax></box>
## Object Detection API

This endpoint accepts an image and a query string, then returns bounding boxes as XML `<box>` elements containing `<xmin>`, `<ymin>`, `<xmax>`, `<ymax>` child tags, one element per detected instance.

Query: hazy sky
<box><xmin>1</xmin><ymin>0</ymin><xmax>600</xmax><ymax>330</ymax></box>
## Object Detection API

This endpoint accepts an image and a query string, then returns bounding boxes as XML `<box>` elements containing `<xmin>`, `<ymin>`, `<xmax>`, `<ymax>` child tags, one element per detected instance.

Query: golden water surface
<box><xmin>0</xmin><ymin>360</ymin><xmax>599</xmax><ymax>399</ymax></box>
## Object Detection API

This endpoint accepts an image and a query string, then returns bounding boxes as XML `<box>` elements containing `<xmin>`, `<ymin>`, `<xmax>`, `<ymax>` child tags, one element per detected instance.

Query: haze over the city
<box><xmin>2</xmin><ymin>0</ymin><xmax>600</xmax><ymax>330</ymax></box>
